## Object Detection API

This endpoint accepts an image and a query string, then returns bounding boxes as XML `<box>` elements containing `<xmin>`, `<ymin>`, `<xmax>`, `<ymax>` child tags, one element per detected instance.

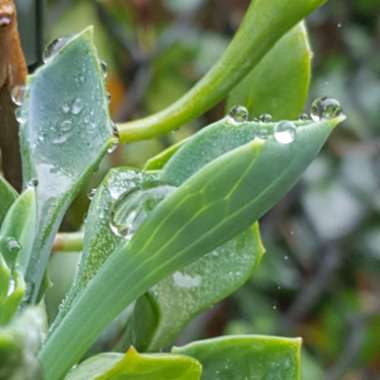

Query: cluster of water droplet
<box><xmin>226</xmin><ymin>96</ymin><xmax>343</xmax><ymax>145</ymax></box>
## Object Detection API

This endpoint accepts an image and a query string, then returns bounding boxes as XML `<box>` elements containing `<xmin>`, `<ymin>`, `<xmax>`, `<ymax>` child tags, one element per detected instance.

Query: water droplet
<box><xmin>27</xmin><ymin>178</ymin><xmax>39</xmax><ymax>187</ymax></box>
<box><xmin>110</xmin><ymin>185</ymin><xmax>175</xmax><ymax>240</ymax></box>
<box><xmin>284</xmin><ymin>255</ymin><xmax>289</xmax><ymax>261</ymax></box>
<box><xmin>111</xmin><ymin>122</ymin><xmax>119</xmax><ymax>139</ymax></box>
<box><xmin>256</xmin><ymin>127</ymin><xmax>269</xmax><ymax>140</ymax></box>
<box><xmin>259</xmin><ymin>113</ymin><xmax>272</xmax><ymax>122</ymax></box>
<box><xmin>299</xmin><ymin>113</ymin><xmax>310</xmax><ymax>121</ymax></box>
<box><xmin>6</xmin><ymin>238</ymin><xmax>22</xmax><ymax>252</ymax></box>
<box><xmin>228</xmin><ymin>105</ymin><xmax>249</xmax><ymax>124</ymax></box>
<box><xmin>100</xmin><ymin>61</ymin><xmax>108</xmax><ymax>79</ymax></box>
<box><xmin>337</xmin><ymin>23</ymin><xmax>342</xmax><ymax>28</ymax></box>
<box><xmin>43</xmin><ymin>36</ymin><xmax>73</xmax><ymax>63</ymax></box>
<box><xmin>274</xmin><ymin>121</ymin><xmax>296</xmax><ymax>144</ymax></box>
<box><xmin>87</xmin><ymin>188</ymin><xmax>97</xmax><ymax>200</ymax></box>
<box><xmin>71</xmin><ymin>98</ymin><xmax>84</xmax><ymax>115</ymax></box>
<box><xmin>11</xmin><ymin>86</ymin><xmax>26</xmax><ymax>106</ymax></box>
<box><xmin>61</xmin><ymin>120</ymin><xmax>73</xmax><ymax>133</ymax></box>
<box><xmin>311</xmin><ymin>97</ymin><xmax>343</xmax><ymax>122</ymax></box>
<box><xmin>15</xmin><ymin>107</ymin><xmax>26</xmax><ymax>124</ymax></box>
<box><xmin>107</xmin><ymin>142</ymin><xmax>118</xmax><ymax>155</ymax></box>
<box><xmin>272</xmin><ymin>305</ymin><xmax>277</xmax><ymax>310</ymax></box>
<box><xmin>7</xmin><ymin>278</ymin><xmax>15</xmax><ymax>296</ymax></box>
<box><xmin>62</xmin><ymin>103</ymin><xmax>70</xmax><ymax>114</ymax></box>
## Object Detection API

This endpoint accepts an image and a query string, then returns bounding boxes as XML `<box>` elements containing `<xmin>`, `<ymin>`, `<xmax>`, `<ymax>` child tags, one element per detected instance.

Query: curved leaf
<box><xmin>50</xmin><ymin>169</ymin><xmax>159</xmax><ymax>332</ymax></box>
<box><xmin>118</xmin><ymin>0</ymin><xmax>326</xmax><ymax>142</ymax></box>
<box><xmin>173</xmin><ymin>335</ymin><xmax>302</xmax><ymax>380</ymax></box>
<box><xmin>66</xmin><ymin>347</ymin><xmax>201</xmax><ymax>380</ymax></box>
<box><xmin>0</xmin><ymin>188</ymin><xmax>36</xmax><ymax>323</ymax></box>
<box><xmin>0</xmin><ymin>176</ymin><xmax>17</xmax><ymax>226</ymax></box>
<box><xmin>19</xmin><ymin>27</ymin><xmax>114</xmax><ymax>302</ymax></box>
<box><xmin>123</xmin><ymin>224</ymin><xmax>264</xmax><ymax>352</ymax></box>
<box><xmin>40</xmin><ymin>114</ymin><xmax>344</xmax><ymax>380</ymax></box>
<box><xmin>227</xmin><ymin>23</ymin><xmax>312</xmax><ymax>120</ymax></box>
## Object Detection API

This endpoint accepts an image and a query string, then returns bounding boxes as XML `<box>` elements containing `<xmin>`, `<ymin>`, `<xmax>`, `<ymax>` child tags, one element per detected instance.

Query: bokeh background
<box><xmin>16</xmin><ymin>1</ymin><xmax>380</xmax><ymax>379</ymax></box>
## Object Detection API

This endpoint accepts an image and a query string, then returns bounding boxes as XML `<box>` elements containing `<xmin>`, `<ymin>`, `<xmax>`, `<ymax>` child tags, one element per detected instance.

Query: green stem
<box><xmin>53</xmin><ymin>232</ymin><xmax>84</xmax><ymax>253</ymax></box>
<box><xmin>117</xmin><ymin>0</ymin><xmax>326</xmax><ymax>143</ymax></box>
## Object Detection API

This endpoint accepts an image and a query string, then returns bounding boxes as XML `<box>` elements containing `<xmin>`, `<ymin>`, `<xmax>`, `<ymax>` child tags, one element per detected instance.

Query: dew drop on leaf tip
<box><xmin>274</xmin><ymin>121</ymin><xmax>296</xmax><ymax>145</ymax></box>
<box><xmin>227</xmin><ymin>105</ymin><xmax>249</xmax><ymax>124</ymax></box>
<box><xmin>311</xmin><ymin>97</ymin><xmax>343</xmax><ymax>122</ymax></box>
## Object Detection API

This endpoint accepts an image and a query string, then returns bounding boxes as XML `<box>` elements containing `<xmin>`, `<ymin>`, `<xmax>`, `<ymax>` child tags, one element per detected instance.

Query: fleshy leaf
<box><xmin>0</xmin><ymin>306</ymin><xmax>46</xmax><ymax>380</ymax></box>
<box><xmin>173</xmin><ymin>335</ymin><xmax>302</xmax><ymax>380</ymax></box>
<box><xmin>0</xmin><ymin>188</ymin><xmax>36</xmax><ymax>323</ymax></box>
<box><xmin>40</xmin><ymin>115</ymin><xmax>345</xmax><ymax>379</ymax></box>
<box><xmin>0</xmin><ymin>176</ymin><xmax>17</xmax><ymax>226</ymax></box>
<box><xmin>122</xmin><ymin>224</ymin><xmax>264</xmax><ymax>352</ymax></box>
<box><xmin>227</xmin><ymin>23</ymin><xmax>311</xmax><ymax>119</ymax></box>
<box><xmin>50</xmin><ymin>169</ymin><xmax>160</xmax><ymax>332</ymax></box>
<box><xmin>19</xmin><ymin>27</ymin><xmax>114</xmax><ymax>302</ymax></box>
<box><xmin>65</xmin><ymin>347</ymin><xmax>202</xmax><ymax>380</ymax></box>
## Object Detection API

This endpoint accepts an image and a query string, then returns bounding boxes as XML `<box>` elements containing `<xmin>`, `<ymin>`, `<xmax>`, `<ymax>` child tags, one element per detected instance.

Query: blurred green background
<box><xmin>17</xmin><ymin>1</ymin><xmax>380</xmax><ymax>379</ymax></box>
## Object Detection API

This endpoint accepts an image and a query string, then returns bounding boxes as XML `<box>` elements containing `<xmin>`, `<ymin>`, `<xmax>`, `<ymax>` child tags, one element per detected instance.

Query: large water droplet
<box><xmin>311</xmin><ymin>97</ymin><xmax>343</xmax><ymax>122</ymax></box>
<box><xmin>228</xmin><ymin>105</ymin><xmax>249</xmax><ymax>124</ymax></box>
<box><xmin>43</xmin><ymin>36</ymin><xmax>73</xmax><ymax>63</ymax></box>
<box><xmin>274</xmin><ymin>121</ymin><xmax>296</xmax><ymax>144</ymax></box>
<box><xmin>11</xmin><ymin>86</ymin><xmax>26</xmax><ymax>106</ymax></box>
<box><xmin>259</xmin><ymin>113</ymin><xmax>273</xmax><ymax>122</ymax></box>
<box><xmin>71</xmin><ymin>98</ymin><xmax>84</xmax><ymax>115</ymax></box>
<box><xmin>110</xmin><ymin>185</ymin><xmax>175</xmax><ymax>240</ymax></box>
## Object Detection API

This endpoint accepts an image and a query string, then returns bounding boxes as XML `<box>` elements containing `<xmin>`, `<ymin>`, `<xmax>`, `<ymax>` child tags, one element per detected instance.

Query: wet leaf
<box><xmin>173</xmin><ymin>335</ymin><xmax>301</xmax><ymax>380</ymax></box>
<box><xmin>19</xmin><ymin>27</ymin><xmax>114</xmax><ymax>302</ymax></box>
<box><xmin>40</xmin><ymin>114</ymin><xmax>344</xmax><ymax>380</ymax></box>
<box><xmin>0</xmin><ymin>176</ymin><xmax>17</xmax><ymax>226</ymax></box>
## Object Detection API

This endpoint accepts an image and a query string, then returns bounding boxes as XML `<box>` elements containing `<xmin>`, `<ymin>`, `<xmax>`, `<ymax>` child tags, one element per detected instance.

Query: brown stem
<box><xmin>0</xmin><ymin>0</ymin><xmax>27</xmax><ymax>192</ymax></box>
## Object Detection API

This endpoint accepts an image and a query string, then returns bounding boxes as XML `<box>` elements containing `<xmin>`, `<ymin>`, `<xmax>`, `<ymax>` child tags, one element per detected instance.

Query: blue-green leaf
<box><xmin>19</xmin><ymin>28</ymin><xmax>114</xmax><ymax>302</ymax></box>
<box><xmin>173</xmin><ymin>335</ymin><xmax>302</xmax><ymax>379</ymax></box>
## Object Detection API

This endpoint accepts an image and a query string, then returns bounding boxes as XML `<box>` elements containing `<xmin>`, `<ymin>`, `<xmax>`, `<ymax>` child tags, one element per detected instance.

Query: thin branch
<box><xmin>0</xmin><ymin>0</ymin><xmax>27</xmax><ymax>191</ymax></box>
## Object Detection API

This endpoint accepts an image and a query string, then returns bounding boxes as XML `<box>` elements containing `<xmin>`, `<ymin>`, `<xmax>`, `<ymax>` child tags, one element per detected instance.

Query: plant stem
<box><xmin>117</xmin><ymin>0</ymin><xmax>326</xmax><ymax>143</ymax></box>
<box><xmin>53</xmin><ymin>232</ymin><xmax>84</xmax><ymax>253</ymax></box>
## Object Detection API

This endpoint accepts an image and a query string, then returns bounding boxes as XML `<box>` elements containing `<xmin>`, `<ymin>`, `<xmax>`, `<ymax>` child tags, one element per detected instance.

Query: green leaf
<box><xmin>0</xmin><ymin>306</ymin><xmax>46</xmax><ymax>380</ymax></box>
<box><xmin>124</xmin><ymin>117</ymin><xmax>267</xmax><ymax>352</ymax></box>
<box><xmin>50</xmin><ymin>169</ymin><xmax>159</xmax><ymax>332</ymax></box>
<box><xmin>65</xmin><ymin>347</ymin><xmax>202</xmax><ymax>380</ymax></box>
<box><xmin>144</xmin><ymin>138</ymin><xmax>189</xmax><ymax>171</ymax></box>
<box><xmin>227</xmin><ymin>23</ymin><xmax>311</xmax><ymax>120</ymax></box>
<box><xmin>118</xmin><ymin>0</ymin><xmax>326</xmax><ymax>142</ymax></box>
<box><xmin>0</xmin><ymin>177</ymin><xmax>17</xmax><ymax>227</ymax></box>
<box><xmin>40</xmin><ymin>115</ymin><xmax>344</xmax><ymax>380</ymax></box>
<box><xmin>19</xmin><ymin>27</ymin><xmax>114</xmax><ymax>302</ymax></box>
<box><xmin>0</xmin><ymin>188</ymin><xmax>36</xmax><ymax>273</ymax></box>
<box><xmin>123</xmin><ymin>224</ymin><xmax>264</xmax><ymax>352</ymax></box>
<box><xmin>173</xmin><ymin>335</ymin><xmax>302</xmax><ymax>379</ymax></box>
<box><xmin>0</xmin><ymin>188</ymin><xmax>36</xmax><ymax>323</ymax></box>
